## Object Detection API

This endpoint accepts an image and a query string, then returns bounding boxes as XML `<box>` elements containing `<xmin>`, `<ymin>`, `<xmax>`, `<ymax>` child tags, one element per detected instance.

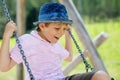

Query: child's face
<box><xmin>38</xmin><ymin>23</ymin><xmax>68</xmax><ymax>43</ymax></box>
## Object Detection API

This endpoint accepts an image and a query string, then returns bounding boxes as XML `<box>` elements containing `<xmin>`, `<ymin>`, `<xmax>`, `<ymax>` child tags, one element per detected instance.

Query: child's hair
<box><xmin>36</xmin><ymin>23</ymin><xmax>50</xmax><ymax>31</ymax></box>
<box><xmin>36</xmin><ymin>22</ymin><xmax>69</xmax><ymax>32</ymax></box>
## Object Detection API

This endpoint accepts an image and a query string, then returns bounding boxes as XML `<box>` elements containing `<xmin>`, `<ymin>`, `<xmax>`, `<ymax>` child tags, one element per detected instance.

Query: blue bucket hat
<box><xmin>33</xmin><ymin>2</ymin><xmax>73</xmax><ymax>26</ymax></box>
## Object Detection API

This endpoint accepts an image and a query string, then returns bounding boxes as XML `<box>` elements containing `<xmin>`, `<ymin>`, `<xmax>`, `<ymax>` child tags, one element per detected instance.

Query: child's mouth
<box><xmin>54</xmin><ymin>36</ymin><xmax>59</xmax><ymax>40</ymax></box>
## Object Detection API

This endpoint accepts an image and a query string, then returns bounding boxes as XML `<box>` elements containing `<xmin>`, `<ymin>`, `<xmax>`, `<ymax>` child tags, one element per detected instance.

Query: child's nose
<box><xmin>59</xmin><ymin>29</ymin><xmax>65</xmax><ymax>34</ymax></box>
<box><xmin>57</xmin><ymin>30</ymin><xmax>65</xmax><ymax>37</ymax></box>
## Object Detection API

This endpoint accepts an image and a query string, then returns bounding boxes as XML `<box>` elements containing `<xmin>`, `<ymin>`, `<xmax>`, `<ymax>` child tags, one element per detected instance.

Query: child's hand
<box><xmin>65</xmin><ymin>25</ymin><xmax>71</xmax><ymax>37</ymax></box>
<box><xmin>3</xmin><ymin>21</ymin><xmax>17</xmax><ymax>38</ymax></box>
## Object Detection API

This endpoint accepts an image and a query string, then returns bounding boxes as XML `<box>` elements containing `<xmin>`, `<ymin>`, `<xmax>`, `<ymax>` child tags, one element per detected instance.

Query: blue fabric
<box><xmin>33</xmin><ymin>2</ymin><xmax>73</xmax><ymax>26</ymax></box>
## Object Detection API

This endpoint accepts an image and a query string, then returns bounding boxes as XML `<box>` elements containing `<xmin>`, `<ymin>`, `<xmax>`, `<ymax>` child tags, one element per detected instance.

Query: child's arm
<box><xmin>64</xmin><ymin>26</ymin><xmax>73</xmax><ymax>62</ymax></box>
<box><xmin>0</xmin><ymin>21</ymin><xmax>17</xmax><ymax>72</ymax></box>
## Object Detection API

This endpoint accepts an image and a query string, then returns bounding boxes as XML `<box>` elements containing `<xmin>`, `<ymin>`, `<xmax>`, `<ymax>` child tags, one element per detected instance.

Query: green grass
<box><xmin>0</xmin><ymin>20</ymin><xmax>120</xmax><ymax>80</ymax></box>
<box><xmin>86</xmin><ymin>20</ymin><xmax>120</xmax><ymax>80</ymax></box>
<box><xmin>0</xmin><ymin>67</ymin><xmax>16</xmax><ymax>80</ymax></box>
<box><xmin>0</xmin><ymin>38</ymin><xmax>16</xmax><ymax>80</ymax></box>
<box><xmin>62</xmin><ymin>20</ymin><xmax>120</xmax><ymax>80</ymax></box>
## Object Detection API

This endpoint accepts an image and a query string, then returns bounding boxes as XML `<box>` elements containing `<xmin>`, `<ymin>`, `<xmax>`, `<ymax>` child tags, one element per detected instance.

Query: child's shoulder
<box><xmin>19</xmin><ymin>34</ymin><xmax>31</xmax><ymax>39</ymax></box>
<box><xmin>18</xmin><ymin>33</ymin><xmax>34</xmax><ymax>43</ymax></box>
<box><xmin>17</xmin><ymin>33</ymin><xmax>37</xmax><ymax>47</ymax></box>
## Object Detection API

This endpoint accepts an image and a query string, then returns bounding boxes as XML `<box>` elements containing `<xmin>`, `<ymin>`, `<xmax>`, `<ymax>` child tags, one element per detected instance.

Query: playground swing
<box><xmin>1</xmin><ymin>0</ymin><xmax>114</xmax><ymax>80</ymax></box>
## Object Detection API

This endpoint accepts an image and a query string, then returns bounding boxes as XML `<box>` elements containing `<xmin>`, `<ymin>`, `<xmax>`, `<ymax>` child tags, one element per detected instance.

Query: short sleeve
<box><xmin>61</xmin><ymin>49</ymin><xmax>69</xmax><ymax>60</ymax></box>
<box><xmin>10</xmin><ymin>44</ymin><xmax>23</xmax><ymax>64</ymax></box>
<box><xmin>10</xmin><ymin>34</ymin><xmax>31</xmax><ymax>64</ymax></box>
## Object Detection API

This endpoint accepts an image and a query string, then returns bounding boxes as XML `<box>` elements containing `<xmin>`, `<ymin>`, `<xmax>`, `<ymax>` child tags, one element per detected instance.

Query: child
<box><xmin>0</xmin><ymin>2</ymin><xmax>110</xmax><ymax>80</ymax></box>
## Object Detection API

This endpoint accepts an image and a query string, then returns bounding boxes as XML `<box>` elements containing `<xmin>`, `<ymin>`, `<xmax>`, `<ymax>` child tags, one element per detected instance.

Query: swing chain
<box><xmin>1</xmin><ymin>0</ymin><xmax>35</xmax><ymax>80</ymax></box>
<box><xmin>67</xmin><ymin>29</ymin><xmax>94</xmax><ymax>72</ymax></box>
<box><xmin>1</xmin><ymin>0</ymin><xmax>11</xmax><ymax>21</ymax></box>
<box><xmin>14</xmin><ymin>34</ymin><xmax>35</xmax><ymax>80</ymax></box>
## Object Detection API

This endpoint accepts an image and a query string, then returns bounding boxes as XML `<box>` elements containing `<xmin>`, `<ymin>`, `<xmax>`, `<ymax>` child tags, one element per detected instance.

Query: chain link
<box><xmin>15</xmin><ymin>34</ymin><xmax>35</xmax><ymax>80</ymax></box>
<box><xmin>67</xmin><ymin>29</ymin><xmax>93</xmax><ymax>72</ymax></box>
<box><xmin>1</xmin><ymin>0</ymin><xmax>11</xmax><ymax>21</ymax></box>
<box><xmin>1</xmin><ymin>0</ymin><xmax>35</xmax><ymax>79</ymax></box>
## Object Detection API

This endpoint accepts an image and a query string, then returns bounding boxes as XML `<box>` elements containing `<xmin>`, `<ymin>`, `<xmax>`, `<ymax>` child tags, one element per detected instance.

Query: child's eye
<box><xmin>63</xmin><ymin>28</ymin><xmax>67</xmax><ymax>31</ymax></box>
<box><xmin>55</xmin><ymin>28</ymin><xmax>60</xmax><ymax>30</ymax></box>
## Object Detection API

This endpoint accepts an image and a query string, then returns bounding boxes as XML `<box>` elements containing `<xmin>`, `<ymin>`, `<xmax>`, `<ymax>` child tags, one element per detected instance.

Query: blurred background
<box><xmin>0</xmin><ymin>0</ymin><xmax>120</xmax><ymax>80</ymax></box>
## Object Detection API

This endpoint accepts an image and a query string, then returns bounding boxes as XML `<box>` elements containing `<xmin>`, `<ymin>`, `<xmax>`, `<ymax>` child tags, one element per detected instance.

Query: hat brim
<box><xmin>33</xmin><ymin>20</ymin><xmax>73</xmax><ymax>26</ymax></box>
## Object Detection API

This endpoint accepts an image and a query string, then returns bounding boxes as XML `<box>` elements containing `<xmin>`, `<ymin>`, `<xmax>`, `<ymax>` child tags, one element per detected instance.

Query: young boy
<box><xmin>0</xmin><ymin>2</ymin><xmax>110</xmax><ymax>80</ymax></box>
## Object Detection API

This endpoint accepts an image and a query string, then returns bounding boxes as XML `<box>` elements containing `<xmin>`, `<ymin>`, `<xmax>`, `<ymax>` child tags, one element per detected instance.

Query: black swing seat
<box><xmin>111</xmin><ymin>77</ymin><xmax>114</xmax><ymax>80</ymax></box>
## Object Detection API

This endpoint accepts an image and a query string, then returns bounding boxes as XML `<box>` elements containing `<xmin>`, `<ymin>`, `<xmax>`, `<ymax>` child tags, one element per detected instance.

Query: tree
<box><xmin>26</xmin><ymin>0</ymin><xmax>51</xmax><ymax>31</ymax></box>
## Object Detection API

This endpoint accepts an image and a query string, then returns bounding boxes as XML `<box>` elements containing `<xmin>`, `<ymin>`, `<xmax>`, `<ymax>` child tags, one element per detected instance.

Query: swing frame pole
<box><xmin>63</xmin><ymin>32</ymin><xmax>108</xmax><ymax>75</ymax></box>
<box><xmin>60</xmin><ymin>1</ymin><xmax>115</xmax><ymax>80</ymax></box>
<box><xmin>59</xmin><ymin>0</ymin><xmax>108</xmax><ymax>73</ymax></box>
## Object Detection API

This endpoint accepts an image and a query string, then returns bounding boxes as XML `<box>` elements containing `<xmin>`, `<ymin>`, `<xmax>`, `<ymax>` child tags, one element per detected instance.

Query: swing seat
<box><xmin>111</xmin><ymin>77</ymin><xmax>114</xmax><ymax>80</ymax></box>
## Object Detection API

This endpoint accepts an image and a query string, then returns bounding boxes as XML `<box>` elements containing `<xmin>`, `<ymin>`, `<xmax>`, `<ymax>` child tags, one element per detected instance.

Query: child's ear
<box><xmin>38</xmin><ymin>23</ymin><xmax>45</xmax><ymax>31</ymax></box>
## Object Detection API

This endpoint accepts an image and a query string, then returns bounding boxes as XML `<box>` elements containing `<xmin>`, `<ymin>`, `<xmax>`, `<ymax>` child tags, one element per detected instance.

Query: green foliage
<box><xmin>26</xmin><ymin>0</ymin><xmax>51</xmax><ymax>31</ymax></box>
<box><xmin>73</xmin><ymin>0</ymin><xmax>120</xmax><ymax>21</ymax></box>
<box><xmin>63</xmin><ymin>20</ymin><xmax>120</xmax><ymax>80</ymax></box>
<box><xmin>0</xmin><ymin>5</ymin><xmax>6</xmax><ymax>39</ymax></box>
<box><xmin>1</xmin><ymin>0</ymin><xmax>120</xmax><ymax>37</ymax></box>
<box><xmin>0</xmin><ymin>0</ymin><xmax>16</xmax><ymax>39</ymax></box>
<box><xmin>0</xmin><ymin>0</ymin><xmax>52</xmax><ymax>38</ymax></box>
<box><xmin>86</xmin><ymin>21</ymin><xmax>120</xmax><ymax>80</ymax></box>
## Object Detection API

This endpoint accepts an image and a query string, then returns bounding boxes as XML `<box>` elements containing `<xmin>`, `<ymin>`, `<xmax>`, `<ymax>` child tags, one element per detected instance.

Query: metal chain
<box><xmin>1</xmin><ymin>0</ymin><xmax>11</xmax><ymax>21</ymax></box>
<box><xmin>67</xmin><ymin>29</ymin><xmax>93</xmax><ymax>72</ymax></box>
<box><xmin>1</xmin><ymin>0</ymin><xmax>35</xmax><ymax>80</ymax></box>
